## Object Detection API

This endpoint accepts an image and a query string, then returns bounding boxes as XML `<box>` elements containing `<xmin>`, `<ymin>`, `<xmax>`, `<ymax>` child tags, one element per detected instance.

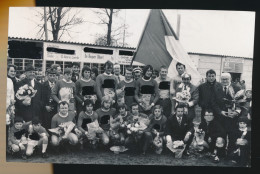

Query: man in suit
<box><xmin>42</xmin><ymin>68</ymin><xmax>58</xmax><ymax>129</ymax></box>
<box><xmin>15</xmin><ymin>65</ymin><xmax>44</xmax><ymax>122</ymax></box>
<box><xmin>211</xmin><ymin>72</ymin><xmax>242</xmax><ymax>156</ymax></box>
<box><xmin>172</xmin><ymin>73</ymin><xmax>199</xmax><ymax>122</ymax></box>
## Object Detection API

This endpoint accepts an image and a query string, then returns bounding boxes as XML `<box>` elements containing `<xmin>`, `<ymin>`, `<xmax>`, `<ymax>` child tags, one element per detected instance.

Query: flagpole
<box><xmin>130</xmin><ymin>9</ymin><xmax>152</xmax><ymax>66</ymax></box>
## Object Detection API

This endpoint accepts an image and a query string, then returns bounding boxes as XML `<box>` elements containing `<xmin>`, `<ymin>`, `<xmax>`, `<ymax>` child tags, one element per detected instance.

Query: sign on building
<box><xmin>222</xmin><ymin>57</ymin><xmax>244</xmax><ymax>73</ymax></box>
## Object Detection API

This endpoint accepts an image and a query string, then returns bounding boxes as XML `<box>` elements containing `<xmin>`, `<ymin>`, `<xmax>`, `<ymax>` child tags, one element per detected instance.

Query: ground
<box><xmin>6</xmin><ymin>148</ymin><xmax>239</xmax><ymax>166</ymax></box>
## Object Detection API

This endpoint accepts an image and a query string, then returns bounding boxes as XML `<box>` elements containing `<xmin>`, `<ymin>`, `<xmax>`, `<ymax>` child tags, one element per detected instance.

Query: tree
<box><xmin>93</xmin><ymin>8</ymin><xmax>131</xmax><ymax>46</ymax></box>
<box><xmin>34</xmin><ymin>7</ymin><xmax>84</xmax><ymax>40</ymax></box>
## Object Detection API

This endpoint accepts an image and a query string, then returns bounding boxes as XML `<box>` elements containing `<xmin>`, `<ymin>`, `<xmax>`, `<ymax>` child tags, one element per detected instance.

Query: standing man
<box><xmin>113</xmin><ymin>63</ymin><xmax>125</xmax><ymax>83</ymax></box>
<box><xmin>171</xmin><ymin>62</ymin><xmax>186</xmax><ymax>96</ymax></box>
<box><xmin>71</xmin><ymin>62</ymin><xmax>80</xmax><ymax>83</ymax></box>
<box><xmin>212</xmin><ymin>72</ymin><xmax>242</xmax><ymax>157</ymax></box>
<box><xmin>42</xmin><ymin>68</ymin><xmax>58</xmax><ymax>129</ymax></box>
<box><xmin>198</xmin><ymin>69</ymin><xmax>222</xmax><ymax>121</ymax></box>
<box><xmin>155</xmin><ymin>65</ymin><xmax>172</xmax><ymax>118</ymax></box>
<box><xmin>15</xmin><ymin>65</ymin><xmax>44</xmax><ymax>122</ymax></box>
<box><xmin>172</xmin><ymin>73</ymin><xmax>199</xmax><ymax>122</ymax></box>
<box><xmin>133</xmin><ymin>67</ymin><xmax>142</xmax><ymax>81</ymax></box>
<box><xmin>51</xmin><ymin>64</ymin><xmax>63</xmax><ymax>81</ymax></box>
<box><xmin>96</xmin><ymin>60</ymin><xmax>118</xmax><ymax>103</ymax></box>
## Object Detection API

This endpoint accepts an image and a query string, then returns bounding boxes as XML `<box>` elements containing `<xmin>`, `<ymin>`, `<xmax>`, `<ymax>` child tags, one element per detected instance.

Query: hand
<box><xmin>208</xmin><ymin>137</ymin><xmax>212</xmax><ymax>143</ymax></box>
<box><xmin>62</xmin><ymin>133</ymin><xmax>68</xmax><ymax>139</ymax></box>
<box><xmin>75</xmin><ymin>129</ymin><xmax>82</xmax><ymax>136</ymax></box>
<box><xmin>84</xmin><ymin>131</ymin><xmax>88</xmax><ymax>136</ymax></box>
<box><xmin>45</xmin><ymin>106</ymin><xmax>53</xmax><ymax>112</ymax></box>
<box><xmin>228</xmin><ymin>111</ymin><xmax>238</xmax><ymax>118</ymax></box>
<box><xmin>183</xmin><ymin>132</ymin><xmax>191</xmax><ymax>143</ymax></box>
<box><xmin>22</xmin><ymin>98</ymin><xmax>31</xmax><ymax>106</ymax></box>
<box><xmin>138</xmin><ymin>130</ymin><xmax>143</xmax><ymax>134</ymax></box>
<box><xmin>221</xmin><ymin>111</ymin><xmax>228</xmax><ymax>117</ymax></box>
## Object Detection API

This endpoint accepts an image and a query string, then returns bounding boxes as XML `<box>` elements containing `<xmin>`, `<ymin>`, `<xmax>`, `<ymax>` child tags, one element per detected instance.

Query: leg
<box><xmin>142</xmin><ymin>132</ymin><xmax>153</xmax><ymax>154</ymax></box>
<box><xmin>11</xmin><ymin>144</ymin><xmax>20</xmax><ymax>153</ymax></box>
<box><xmin>51</xmin><ymin>135</ymin><xmax>61</xmax><ymax>146</ymax></box>
<box><xmin>67</xmin><ymin>133</ymin><xmax>79</xmax><ymax>145</ymax></box>
<box><xmin>99</xmin><ymin>132</ymin><xmax>110</xmax><ymax>145</ymax></box>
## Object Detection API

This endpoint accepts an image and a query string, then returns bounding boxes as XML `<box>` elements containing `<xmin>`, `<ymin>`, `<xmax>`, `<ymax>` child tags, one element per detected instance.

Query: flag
<box><xmin>131</xmin><ymin>9</ymin><xmax>202</xmax><ymax>85</ymax></box>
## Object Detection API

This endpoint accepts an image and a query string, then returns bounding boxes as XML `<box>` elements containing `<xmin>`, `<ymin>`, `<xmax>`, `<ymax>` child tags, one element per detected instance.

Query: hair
<box><xmin>153</xmin><ymin>105</ymin><xmax>163</xmax><ymax>115</ymax></box>
<box><xmin>32</xmin><ymin>117</ymin><xmax>42</xmax><ymax>125</ymax></box>
<box><xmin>14</xmin><ymin>116</ymin><xmax>24</xmax><ymax>124</ymax></box>
<box><xmin>104</xmin><ymin>60</ymin><xmax>113</xmax><ymax>69</ymax></box>
<box><xmin>125</xmin><ymin>66</ymin><xmax>133</xmax><ymax>72</ymax></box>
<box><xmin>117</xmin><ymin>103</ymin><xmax>127</xmax><ymax>112</ymax></box>
<box><xmin>58</xmin><ymin>101</ymin><xmax>69</xmax><ymax>109</ymax></box>
<box><xmin>175</xmin><ymin>103</ymin><xmax>186</xmax><ymax>109</ymax></box>
<box><xmin>83</xmin><ymin>99</ymin><xmax>94</xmax><ymax>112</ymax></box>
<box><xmin>176</xmin><ymin>62</ymin><xmax>186</xmax><ymax>69</ymax></box>
<box><xmin>81</xmin><ymin>65</ymin><xmax>91</xmax><ymax>77</ymax></box>
<box><xmin>72</xmin><ymin>62</ymin><xmax>80</xmax><ymax>67</ymax></box>
<box><xmin>64</xmin><ymin>68</ymin><xmax>72</xmax><ymax>74</ymax></box>
<box><xmin>101</xmin><ymin>95</ymin><xmax>113</xmax><ymax>107</ymax></box>
<box><xmin>142</xmin><ymin>65</ymin><xmax>153</xmax><ymax>77</ymax></box>
<box><xmin>51</xmin><ymin>64</ymin><xmax>61</xmax><ymax>70</ymax></box>
<box><xmin>7</xmin><ymin>64</ymin><xmax>17</xmax><ymax>72</ymax></box>
<box><xmin>160</xmin><ymin>65</ymin><xmax>167</xmax><ymax>71</ymax></box>
<box><xmin>91</xmin><ymin>66</ymin><xmax>99</xmax><ymax>77</ymax></box>
<box><xmin>130</xmin><ymin>103</ymin><xmax>139</xmax><ymax>112</ymax></box>
<box><xmin>206</xmin><ymin>69</ymin><xmax>216</xmax><ymax>76</ymax></box>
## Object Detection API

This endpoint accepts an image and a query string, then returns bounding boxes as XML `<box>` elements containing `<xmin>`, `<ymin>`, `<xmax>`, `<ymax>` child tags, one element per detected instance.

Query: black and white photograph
<box><xmin>6</xmin><ymin>7</ymin><xmax>254</xmax><ymax>167</ymax></box>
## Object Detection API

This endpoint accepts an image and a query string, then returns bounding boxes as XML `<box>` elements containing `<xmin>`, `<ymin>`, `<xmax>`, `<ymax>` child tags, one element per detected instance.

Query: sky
<box><xmin>8</xmin><ymin>7</ymin><xmax>255</xmax><ymax>58</ymax></box>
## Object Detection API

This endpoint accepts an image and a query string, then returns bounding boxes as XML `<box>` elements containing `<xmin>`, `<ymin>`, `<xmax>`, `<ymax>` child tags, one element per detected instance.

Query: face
<box><xmin>221</xmin><ymin>76</ymin><xmax>231</xmax><ymax>86</ymax></box>
<box><xmin>33</xmin><ymin>124</ymin><xmax>41</xmax><ymax>132</ymax></box>
<box><xmin>182</xmin><ymin>77</ymin><xmax>191</xmax><ymax>86</ymax></box>
<box><xmin>152</xmin><ymin>71</ymin><xmax>157</xmax><ymax>79</ymax></box>
<box><xmin>206</xmin><ymin>73</ymin><xmax>216</xmax><ymax>83</ymax></box>
<box><xmin>204</xmin><ymin>112</ymin><xmax>214</xmax><ymax>122</ymax></box>
<box><xmin>14</xmin><ymin>122</ymin><xmax>23</xmax><ymax>130</ymax></box>
<box><xmin>154</xmin><ymin>108</ymin><xmax>162</xmax><ymax>118</ymax></box>
<box><xmin>103</xmin><ymin>101</ymin><xmax>111</xmax><ymax>109</ymax></box>
<box><xmin>125</xmin><ymin>70</ymin><xmax>133</xmax><ymax>81</ymax></box>
<box><xmin>91</xmin><ymin>72</ymin><xmax>96</xmax><ymax>79</ymax></box>
<box><xmin>160</xmin><ymin>68</ymin><xmax>168</xmax><ymax>79</ymax></box>
<box><xmin>8</xmin><ymin>67</ymin><xmax>16</xmax><ymax>78</ymax></box>
<box><xmin>176</xmin><ymin>108</ymin><xmax>184</xmax><ymax>117</ymax></box>
<box><xmin>19</xmin><ymin>74</ymin><xmax>26</xmax><ymax>81</ymax></box>
<box><xmin>25</xmin><ymin>70</ymin><xmax>36</xmax><ymax>80</ymax></box>
<box><xmin>134</xmin><ymin>72</ymin><xmax>141</xmax><ymax>80</ymax></box>
<box><xmin>145</xmin><ymin>68</ymin><xmax>152</xmax><ymax>78</ymax></box>
<box><xmin>176</xmin><ymin>65</ymin><xmax>185</xmax><ymax>75</ymax></box>
<box><xmin>83</xmin><ymin>70</ymin><xmax>91</xmax><ymax>79</ymax></box>
<box><xmin>48</xmin><ymin>73</ymin><xmax>56</xmax><ymax>83</ymax></box>
<box><xmin>119</xmin><ymin>107</ymin><xmax>126</xmax><ymax>115</ymax></box>
<box><xmin>56</xmin><ymin>66</ymin><xmax>62</xmax><ymax>74</ymax></box>
<box><xmin>85</xmin><ymin>104</ymin><xmax>93</xmax><ymax>113</ymax></box>
<box><xmin>113</xmin><ymin>66</ymin><xmax>120</xmax><ymax>75</ymax></box>
<box><xmin>131</xmin><ymin>105</ymin><xmax>139</xmax><ymax>115</ymax></box>
<box><xmin>105</xmin><ymin>64</ymin><xmax>113</xmax><ymax>74</ymax></box>
<box><xmin>64</xmin><ymin>73</ymin><xmax>72</xmax><ymax>81</ymax></box>
<box><xmin>59</xmin><ymin>104</ymin><xmax>69</xmax><ymax>115</ymax></box>
<box><xmin>72</xmin><ymin>65</ymin><xmax>80</xmax><ymax>73</ymax></box>
<box><xmin>239</xmin><ymin>122</ymin><xmax>247</xmax><ymax>129</ymax></box>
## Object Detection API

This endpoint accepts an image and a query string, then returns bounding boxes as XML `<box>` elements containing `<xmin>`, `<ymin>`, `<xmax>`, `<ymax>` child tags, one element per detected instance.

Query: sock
<box><xmin>42</xmin><ymin>143</ymin><xmax>48</xmax><ymax>153</ymax></box>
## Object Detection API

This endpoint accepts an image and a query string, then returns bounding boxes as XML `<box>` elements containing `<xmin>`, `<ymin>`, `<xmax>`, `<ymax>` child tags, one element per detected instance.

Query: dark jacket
<box><xmin>165</xmin><ymin>114</ymin><xmax>192</xmax><ymax>141</ymax></box>
<box><xmin>14</xmin><ymin>78</ymin><xmax>44</xmax><ymax>122</ymax></box>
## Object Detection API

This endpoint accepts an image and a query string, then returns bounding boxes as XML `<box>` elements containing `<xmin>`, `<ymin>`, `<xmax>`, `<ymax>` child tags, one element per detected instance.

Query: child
<box><xmin>110</xmin><ymin>104</ymin><xmax>131</xmax><ymax>145</ymax></box>
<box><xmin>212</xmin><ymin>137</ymin><xmax>226</xmax><ymax>163</ymax></box>
<box><xmin>8</xmin><ymin>116</ymin><xmax>30</xmax><ymax>159</ymax></box>
<box><xmin>96</xmin><ymin>95</ymin><xmax>117</xmax><ymax>146</ymax></box>
<box><xmin>26</xmin><ymin>117</ymin><xmax>49</xmax><ymax>158</ymax></box>
<box><xmin>50</xmin><ymin>101</ymin><xmax>80</xmax><ymax>152</ymax></box>
<box><xmin>125</xmin><ymin>103</ymin><xmax>149</xmax><ymax>152</ymax></box>
<box><xmin>77</xmin><ymin>99</ymin><xmax>102</xmax><ymax>149</ymax></box>
<box><xmin>142</xmin><ymin>105</ymin><xmax>167</xmax><ymax>155</ymax></box>
<box><xmin>231</xmin><ymin>116</ymin><xmax>251</xmax><ymax>166</ymax></box>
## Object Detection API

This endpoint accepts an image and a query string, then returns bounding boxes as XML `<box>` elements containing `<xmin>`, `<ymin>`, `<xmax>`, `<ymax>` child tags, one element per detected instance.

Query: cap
<box><xmin>25</xmin><ymin>65</ymin><xmax>35</xmax><ymax>72</ymax></box>
<box><xmin>133</xmin><ymin>67</ymin><xmax>142</xmax><ymax>73</ymax></box>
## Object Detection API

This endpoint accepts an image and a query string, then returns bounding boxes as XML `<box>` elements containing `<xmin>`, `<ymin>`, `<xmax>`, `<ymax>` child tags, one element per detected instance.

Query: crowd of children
<box><xmin>6</xmin><ymin>61</ymin><xmax>251</xmax><ymax>166</ymax></box>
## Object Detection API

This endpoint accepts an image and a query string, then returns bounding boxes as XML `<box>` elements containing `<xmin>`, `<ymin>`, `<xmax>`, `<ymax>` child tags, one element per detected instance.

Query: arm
<box><xmin>77</xmin><ymin>112</ymin><xmax>85</xmax><ymax>133</ymax></box>
<box><xmin>96</xmin><ymin>75</ymin><xmax>103</xmax><ymax>101</ymax></box>
<box><xmin>51</xmin><ymin>81</ymin><xmax>60</xmax><ymax>103</ymax></box>
<box><xmin>74</xmin><ymin>81</ymin><xmax>83</xmax><ymax>104</ymax></box>
<box><xmin>152</xmin><ymin>80</ymin><xmax>159</xmax><ymax>104</ymax></box>
<box><xmin>134</xmin><ymin>80</ymin><xmax>141</xmax><ymax>103</ymax></box>
<box><xmin>188</xmin><ymin>85</ymin><xmax>199</xmax><ymax>107</ymax></box>
<box><xmin>51</xmin><ymin>116</ymin><xmax>57</xmax><ymax>129</ymax></box>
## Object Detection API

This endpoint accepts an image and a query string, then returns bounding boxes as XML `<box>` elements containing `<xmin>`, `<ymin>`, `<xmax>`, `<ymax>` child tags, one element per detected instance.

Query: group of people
<box><xmin>6</xmin><ymin>60</ymin><xmax>252</xmax><ymax>166</ymax></box>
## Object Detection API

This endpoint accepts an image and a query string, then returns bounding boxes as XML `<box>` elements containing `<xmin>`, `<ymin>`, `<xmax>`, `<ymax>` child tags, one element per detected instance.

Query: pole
<box><xmin>176</xmin><ymin>14</ymin><xmax>181</xmax><ymax>40</ymax></box>
<box><xmin>44</xmin><ymin>7</ymin><xmax>48</xmax><ymax>40</ymax></box>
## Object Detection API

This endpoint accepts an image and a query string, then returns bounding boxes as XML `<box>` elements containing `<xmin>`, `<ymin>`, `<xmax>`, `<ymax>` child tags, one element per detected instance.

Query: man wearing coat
<box><xmin>15</xmin><ymin>65</ymin><xmax>44</xmax><ymax>122</ymax></box>
<box><xmin>172</xmin><ymin>73</ymin><xmax>199</xmax><ymax>122</ymax></box>
<box><xmin>42</xmin><ymin>68</ymin><xmax>58</xmax><ymax>129</ymax></box>
<box><xmin>211</xmin><ymin>72</ymin><xmax>242</xmax><ymax>156</ymax></box>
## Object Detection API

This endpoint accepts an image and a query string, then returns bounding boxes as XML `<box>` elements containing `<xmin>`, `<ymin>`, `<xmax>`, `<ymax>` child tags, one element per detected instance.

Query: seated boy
<box><xmin>8</xmin><ymin>116</ymin><xmax>30</xmax><ymax>159</ymax></box>
<box><xmin>50</xmin><ymin>101</ymin><xmax>80</xmax><ymax>152</ymax></box>
<box><xmin>26</xmin><ymin>117</ymin><xmax>49</xmax><ymax>158</ymax></box>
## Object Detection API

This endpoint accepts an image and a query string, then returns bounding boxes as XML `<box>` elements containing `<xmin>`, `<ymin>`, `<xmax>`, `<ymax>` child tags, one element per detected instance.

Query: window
<box><xmin>46</xmin><ymin>61</ymin><xmax>55</xmax><ymax>69</ymax></box>
<box><xmin>34</xmin><ymin>60</ymin><xmax>43</xmax><ymax>71</ymax></box>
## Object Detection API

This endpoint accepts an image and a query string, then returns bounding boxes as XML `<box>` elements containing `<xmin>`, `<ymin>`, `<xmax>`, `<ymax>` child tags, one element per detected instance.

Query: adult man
<box><xmin>198</xmin><ymin>69</ymin><xmax>222</xmax><ymax>121</ymax></box>
<box><xmin>211</xmin><ymin>72</ymin><xmax>242</xmax><ymax>156</ymax></box>
<box><xmin>42</xmin><ymin>68</ymin><xmax>58</xmax><ymax>129</ymax></box>
<box><xmin>96</xmin><ymin>60</ymin><xmax>118</xmax><ymax>102</ymax></box>
<box><xmin>155</xmin><ymin>65</ymin><xmax>172</xmax><ymax>117</ymax></box>
<box><xmin>71</xmin><ymin>62</ymin><xmax>80</xmax><ymax>83</ymax></box>
<box><xmin>113</xmin><ymin>63</ymin><xmax>125</xmax><ymax>83</ymax></box>
<box><xmin>51</xmin><ymin>64</ymin><xmax>63</xmax><ymax>81</ymax></box>
<box><xmin>52</xmin><ymin>68</ymin><xmax>76</xmax><ymax>113</ymax></box>
<box><xmin>15</xmin><ymin>65</ymin><xmax>44</xmax><ymax>122</ymax></box>
<box><xmin>133</xmin><ymin>67</ymin><xmax>142</xmax><ymax>81</ymax></box>
<box><xmin>171</xmin><ymin>62</ymin><xmax>186</xmax><ymax>96</ymax></box>
<box><xmin>172</xmin><ymin>73</ymin><xmax>199</xmax><ymax>122</ymax></box>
